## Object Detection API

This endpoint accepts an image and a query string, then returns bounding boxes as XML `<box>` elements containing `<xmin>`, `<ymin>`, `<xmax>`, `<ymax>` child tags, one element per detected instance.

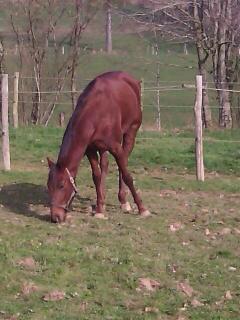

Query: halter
<box><xmin>51</xmin><ymin>168</ymin><xmax>78</xmax><ymax>212</ymax></box>
<box><xmin>65</xmin><ymin>168</ymin><xmax>78</xmax><ymax>193</ymax></box>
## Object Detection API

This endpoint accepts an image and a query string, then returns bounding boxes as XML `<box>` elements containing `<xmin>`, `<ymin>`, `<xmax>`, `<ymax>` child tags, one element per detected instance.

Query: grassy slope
<box><xmin>4</xmin><ymin>7</ymin><xmax>200</xmax><ymax>128</ymax></box>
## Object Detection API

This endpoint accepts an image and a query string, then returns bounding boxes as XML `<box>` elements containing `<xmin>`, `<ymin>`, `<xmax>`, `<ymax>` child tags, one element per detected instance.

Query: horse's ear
<box><xmin>47</xmin><ymin>157</ymin><xmax>54</xmax><ymax>169</ymax></box>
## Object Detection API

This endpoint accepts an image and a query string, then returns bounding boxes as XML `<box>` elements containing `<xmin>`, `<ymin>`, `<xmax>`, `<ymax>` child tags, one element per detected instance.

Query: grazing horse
<box><xmin>47</xmin><ymin>71</ymin><xmax>150</xmax><ymax>223</ymax></box>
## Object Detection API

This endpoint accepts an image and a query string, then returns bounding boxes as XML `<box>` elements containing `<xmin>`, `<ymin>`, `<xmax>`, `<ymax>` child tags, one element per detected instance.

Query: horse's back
<box><xmin>83</xmin><ymin>71</ymin><xmax>141</xmax><ymax>124</ymax></box>
<box><xmin>69</xmin><ymin>71</ymin><xmax>142</xmax><ymax>147</ymax></box>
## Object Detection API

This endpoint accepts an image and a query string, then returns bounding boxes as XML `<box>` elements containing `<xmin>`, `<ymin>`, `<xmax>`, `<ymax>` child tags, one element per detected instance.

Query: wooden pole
<box><xmin>194</xmin><ymin>75</ymin><xmax>204</xmax><ymax>181</ymax></box>
<box><xmin>1</xmin><ymin>73</ymin><xmax>11</xmax><ymax>171</ymax></box>
<box><xmin>184</xmin><ymin>43</ymin><xmax>188</xmax><ymax>55</ymax></box>
<box><xmin>13</xmin><ymin>71</ymin><xmax>19</xmax><ymax>128</ymax></box>
<box><xmin>59</xmin><ymin>112</ymin><xmax>65</xmax><ymax>127</ymax></box>
<box><xmin>140</xmin><ymin>78</ymin><xmax>144</xmax><ymax>131</ymax></box>
<box><xmin>156</xmin><ymin>64</ymin><xmax>161</xmax><ymax>131</ymax></box>
<box><xmin>71</xmin><ymin>78</ymin><xmax>77</xmax><ymax>111</ymax></box>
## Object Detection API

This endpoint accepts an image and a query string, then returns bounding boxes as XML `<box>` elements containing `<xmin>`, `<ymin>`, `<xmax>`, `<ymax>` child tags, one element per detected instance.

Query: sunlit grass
<box><xmin>0</xmin><ymin>128</ymin><xmax>240</xmax><ymax>319</ymax></box>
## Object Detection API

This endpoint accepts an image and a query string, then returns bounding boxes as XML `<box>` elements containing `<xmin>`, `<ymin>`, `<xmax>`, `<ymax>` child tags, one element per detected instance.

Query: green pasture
<box><xmin>0</xmin><ymin>127</ymin><xmax>240</xmax><ymax>319</ymax></box>
<box><xmin>0</xmin><ymin>9</ymin><xmax>239</xmax><ymax>319</ymax></box>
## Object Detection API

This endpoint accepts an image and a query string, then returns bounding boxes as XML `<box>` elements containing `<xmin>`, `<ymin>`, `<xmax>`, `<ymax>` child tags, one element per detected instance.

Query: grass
<box><xmin>0</xmin><ymin>9</ymin><xmax>240</xmax><ymax>318</ymax></box>
<box><xmin>7</xmin><ymin>127</ymin><xmax>240</xmax><ymax>174</ymax></box>
<box><xmin>0</xmin><ymin>127</ymin><xmax>240</xmax><ymax>319</ymax></box>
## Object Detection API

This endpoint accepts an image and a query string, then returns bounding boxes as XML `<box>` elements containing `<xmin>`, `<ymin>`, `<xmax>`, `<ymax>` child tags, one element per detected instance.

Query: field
<box><xmin>0</xmin><ymin>127</ymin><xmax>240</xmax><ymax>320</ymax></box>
<box><xmin>0</xmin><ymin>6</ymin><xmax>240</xmax><ymax>319</ymax></box>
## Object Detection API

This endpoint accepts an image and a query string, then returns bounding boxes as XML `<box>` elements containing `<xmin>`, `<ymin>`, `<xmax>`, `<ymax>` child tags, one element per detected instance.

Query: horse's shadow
<box><xmin>0</xmin><ymin>183</ymin><xmax>50</xmax><ymax>221</ymax></box>
<box><xmin>0</xmin><ymin>183</ymin><xmax>90</xmax><ymax>222</ymax></box>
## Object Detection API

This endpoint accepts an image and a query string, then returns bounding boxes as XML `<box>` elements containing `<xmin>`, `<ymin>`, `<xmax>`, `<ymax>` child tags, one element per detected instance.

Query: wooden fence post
<box><xmin>13</xmin><ymin>71</ymin><xmax>19</xmax><ymax>128</ymax></box>
<box><xmin>194</xmin><ymin>75</ymin><xmax>204</xmax><ymax>181</ymax></box>
<box><xmin>1</xmin><ymin>73</ymin><xmax>11</xmax><ymax>171</ymax></box>
<box><xmin>156</xmin><ymin>63</ymin><xmax>161</xmax><ymax>131</ymax></box>
<box><xmin>140</xmin><ymin>78</ymin><xmax>144</xmax><ymax>131</ymax></box>
<box><xmin>59</xmin><ymin>112</ymin><xmax>65</xmax><ymax>127</ymax></box>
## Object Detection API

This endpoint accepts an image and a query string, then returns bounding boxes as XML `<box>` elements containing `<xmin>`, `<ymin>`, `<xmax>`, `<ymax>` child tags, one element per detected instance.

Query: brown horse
<box><xmin>47</xmin><ymin>71</ymin><xmax>150</xmax><ymax>223</ymax></box>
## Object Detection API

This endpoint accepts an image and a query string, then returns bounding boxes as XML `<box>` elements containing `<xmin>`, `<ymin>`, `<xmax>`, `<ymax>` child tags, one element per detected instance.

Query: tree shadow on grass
<box><xmin>0</xmin><ymin>183</ymin><xmax>92</xmax><ymax>223</ymax></box>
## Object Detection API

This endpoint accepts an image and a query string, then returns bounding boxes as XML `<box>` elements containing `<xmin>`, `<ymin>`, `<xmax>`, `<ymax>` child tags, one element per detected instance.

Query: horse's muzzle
<box><xmin>50</xmin><ymin>206</ymin><xmax>67</xmax><ymax>223</ymax></box>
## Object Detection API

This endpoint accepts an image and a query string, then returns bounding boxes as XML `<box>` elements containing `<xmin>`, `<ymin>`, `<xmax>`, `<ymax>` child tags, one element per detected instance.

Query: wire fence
<box><xmin>4</xmin><ymin>73</ymin><xmax>240</xmax><ymax>130</ymax></box>
<box><xmin>1</xmin><ymin>73</ymin><xmax>240</xmax><ymax>179</ymax></box>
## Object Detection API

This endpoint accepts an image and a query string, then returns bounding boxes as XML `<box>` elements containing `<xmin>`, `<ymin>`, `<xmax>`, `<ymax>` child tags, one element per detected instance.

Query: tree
<box><xmin>208</xmin><ymin>0</ymin><xmax>240</xmax><ymax>128</ymax></box>
<box><xmin>42</xmin><ymin>0</ymin><xmax>100</xmax><ymax>124</ymax></box>
<box><xmin>9</xmin><ymin>0</ymin><xmax>101</xmax><ymax>125</ymax></box>
<box><xmin>191</xmin><ymin>0</ymin><xmax>240</xmax><ymax>128</ymax></box>
<box><xmin>115</xmin><ymin>0</ymin><xmax>212</xmax><ymax>127</ymax></box>
<box><xmin>105</xmin><ymin>0</ymin><xmax>113</xmax><ymax>53</ymax></box>
<box><xmin>0</xmin><ymin>38</ymin><xmax>6</xmax><ymax>127</ymax></box>
<box><xmin>9</xmin><ymin>0</ymin><xmax>67</xmax><ymax>124</ymax></box>
<box><xmin>117</xmin><ymin>0</ymin><xmax>240</xmax><ymax>128</ymax></box>
<box><xmin>192</xmin><ymin>0</ymin><xmax>211</xmax><ymax>128</ymax></box>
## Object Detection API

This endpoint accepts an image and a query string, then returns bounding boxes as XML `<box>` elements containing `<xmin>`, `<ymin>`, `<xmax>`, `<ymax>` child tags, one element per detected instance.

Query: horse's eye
<box><xmin>59</xmin><ymin>183</ymin><xmax>64</xmax><ymax>189</ymax></box>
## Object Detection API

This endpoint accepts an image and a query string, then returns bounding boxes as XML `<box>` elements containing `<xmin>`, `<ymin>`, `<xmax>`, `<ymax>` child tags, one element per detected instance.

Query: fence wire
<box><xmin>4</xmin><ymin>75</ymin><xmax>240</xmax><ymax>130</ymax></box>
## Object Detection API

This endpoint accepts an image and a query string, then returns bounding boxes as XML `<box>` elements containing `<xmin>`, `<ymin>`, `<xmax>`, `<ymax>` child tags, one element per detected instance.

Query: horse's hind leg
<box><xmin>118</xmin><ymin>130</ymin><xmax>136</xmax><ymax>212</ymax></box>
<box><xmin>99</xmin><ymin>151</ymin><xmax>109</xmax><ymax>206</ymax></box>
<box><xmin>87</xmin><ymin>150</ymin><xmax>106</xmax><ymax>215</ymax></box>
<box><xmin>118</xmin><ymin>169</ymin><xmax>131</xmax><ymax>212</ymax></box>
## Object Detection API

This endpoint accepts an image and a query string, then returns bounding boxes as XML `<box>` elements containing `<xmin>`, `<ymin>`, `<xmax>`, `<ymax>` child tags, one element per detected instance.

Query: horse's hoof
<box><xmin>140</xmin><ymin>210</ymin><xmax>151</xmax><ymax>217</ymax></box>
<box><xmin>94</xmin><ymin>213</ymin><xmax>108</xmax><ymax>220</ymax></box>
<box><xmin>89</xmin><ymin>205</ymin><xmax>96</xmax><ymax>214</ymax></box>
<box><xmin>90</xmin><ymin>205</ymin><xmax>106</xmax><ymax>214</ymax></box>
<box><xmin>65</xmin><ymin>214</ymin><xmax>73</xmax><ymax>223</ymax></box>
<box><xmin>121</xmin><ymin>202</ymin><xmax>131</xmax><ymax>212</ymax></box>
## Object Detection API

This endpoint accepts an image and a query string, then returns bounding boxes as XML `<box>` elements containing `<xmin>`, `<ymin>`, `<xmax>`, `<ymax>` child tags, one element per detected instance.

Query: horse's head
<box><xmin>47</xmin><ymin>158</ymin><xmax>77</xmax><ymax>223</ymax></box>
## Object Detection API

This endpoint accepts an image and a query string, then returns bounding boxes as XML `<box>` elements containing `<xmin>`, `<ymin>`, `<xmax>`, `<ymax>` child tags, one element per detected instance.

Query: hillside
<box><xmin>1</xmin><ymin>5</ymin><xmax>201</xmax><ymax>128</ymax></box>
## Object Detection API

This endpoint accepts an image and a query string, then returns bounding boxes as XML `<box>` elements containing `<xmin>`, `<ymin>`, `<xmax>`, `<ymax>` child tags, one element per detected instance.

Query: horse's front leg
<box><xmin>99</xmin><ymin>151</ymin><xmax>109</xmax><ymax>207</ymax></box>
<box><xmin>110</xmin><ymin>143</ymin><xmax>151</xmax><ymax>217</ymax></box>
<box><xmin>87</xmin><ymin>150</ymin><xmax>105</xmax><ymax>216</ymax></box>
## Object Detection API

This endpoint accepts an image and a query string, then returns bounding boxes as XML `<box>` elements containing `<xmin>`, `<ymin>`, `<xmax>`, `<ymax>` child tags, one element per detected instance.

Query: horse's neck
<box><xmin>57</xmin><ymin>128</ymin><xmax>87</xmax><ymax>176</ymax></box>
